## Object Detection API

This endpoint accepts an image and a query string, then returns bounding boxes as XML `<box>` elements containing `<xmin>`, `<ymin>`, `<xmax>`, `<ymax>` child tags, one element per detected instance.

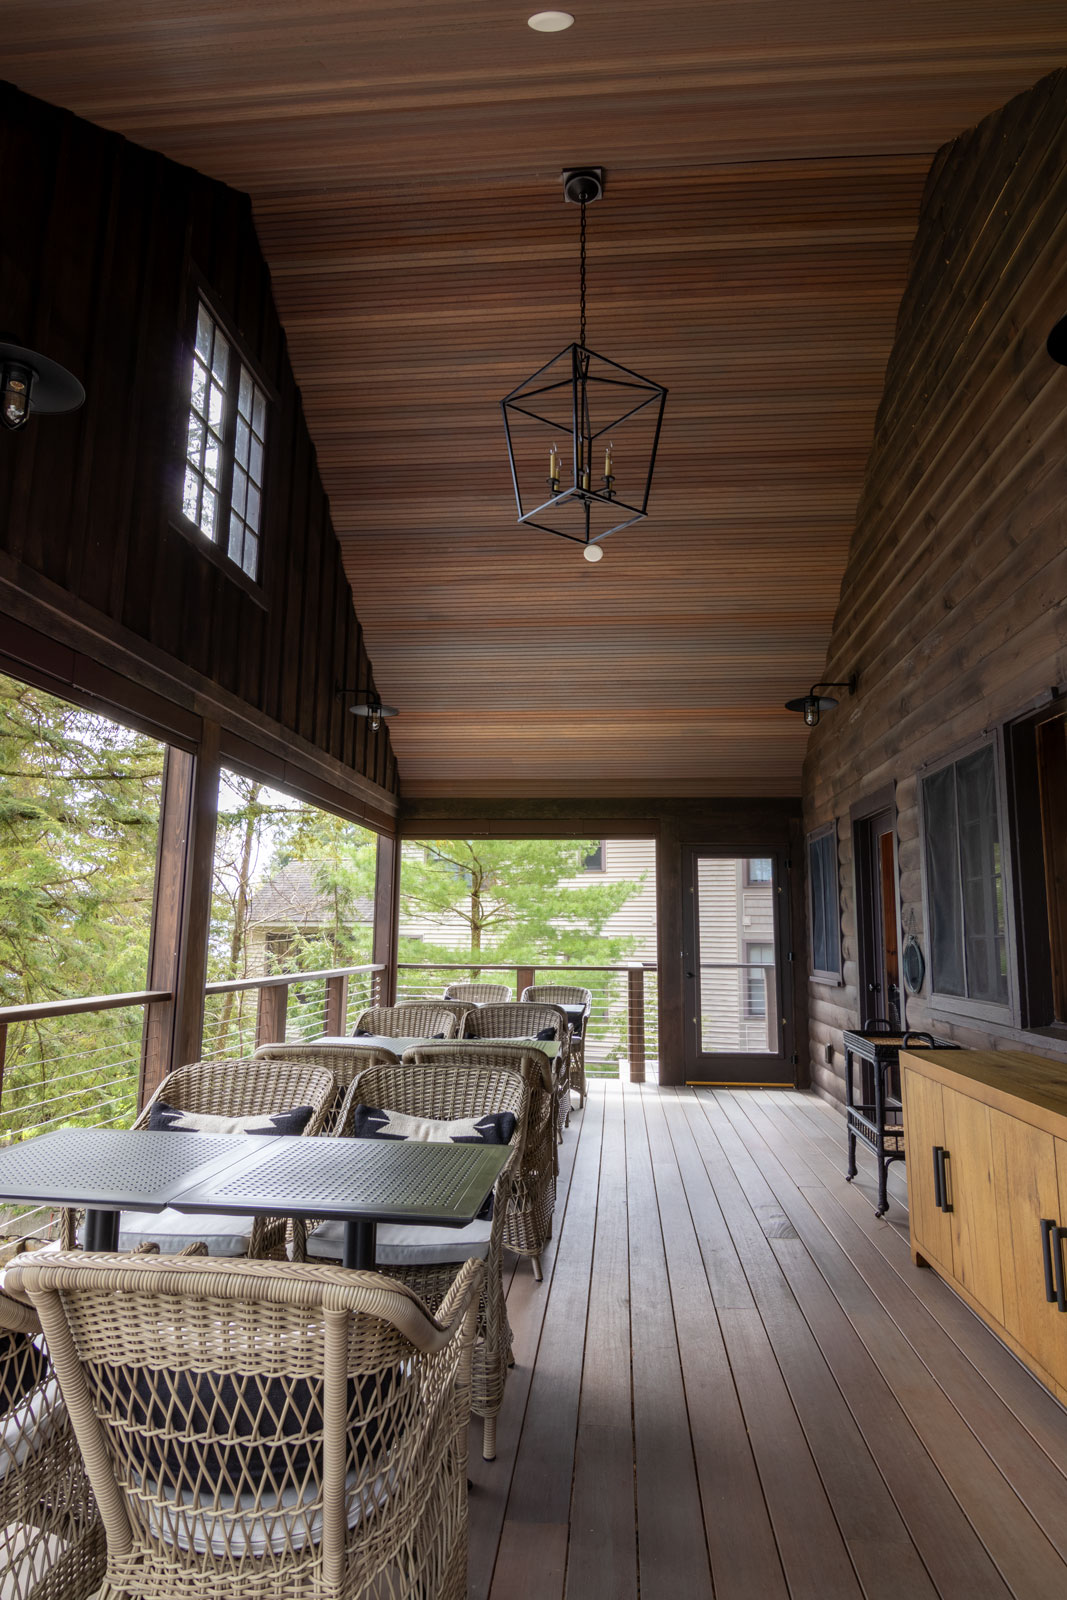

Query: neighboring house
<box><xmin>695</xmin><ymin>857</ymin><xmax>775</xmax><ymax>1054</ymax></box>
<box><xmin>246</xmin><ymin>862</ymin><xmax>373</xmax><ymax>977</ymax></box>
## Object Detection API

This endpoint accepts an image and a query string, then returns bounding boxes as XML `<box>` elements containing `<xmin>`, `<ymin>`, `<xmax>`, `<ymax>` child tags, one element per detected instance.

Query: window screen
<box><xmin>808</xmin><ymin>826</ymin><xmax>841</xmax><ymax>979</ymax></box>
<box><xmin>922</xmin><ymin>744</ymin><xmax>1007</xmax><ymax>1005</ymax></box>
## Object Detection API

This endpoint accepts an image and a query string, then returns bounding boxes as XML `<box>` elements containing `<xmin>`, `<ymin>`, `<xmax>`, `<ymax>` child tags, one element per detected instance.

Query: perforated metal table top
<box><xmin>0</xmin><ymin>1128</ymin><xmax>275</xmax><ymax>1212</ymax></box>
<box><xmin>175</xmin><ymin>1135</ymin><xmax>511</xmax><ymax>1226</ymax></box>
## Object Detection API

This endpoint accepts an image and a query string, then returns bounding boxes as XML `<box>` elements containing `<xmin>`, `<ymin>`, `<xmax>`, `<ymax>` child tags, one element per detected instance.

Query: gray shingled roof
<box><xmin>249</xmin><ymin>861</ymin><xmax>373</xmax><ymax>928</ymax></box>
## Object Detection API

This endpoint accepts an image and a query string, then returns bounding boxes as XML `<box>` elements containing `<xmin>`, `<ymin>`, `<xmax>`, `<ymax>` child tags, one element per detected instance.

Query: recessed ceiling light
<box><xmin>528</xmin><ymin>11</ymin><xmax>575</xmax><ymax>32</ymax></box>
<box><xmin>583</xmin><ymin>543</ymin><xmax>604</xmax><ymax>562</ymax></box>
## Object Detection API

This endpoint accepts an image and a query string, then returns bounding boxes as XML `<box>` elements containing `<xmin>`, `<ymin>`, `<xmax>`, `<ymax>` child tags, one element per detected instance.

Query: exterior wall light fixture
<box><xmin>0</xmin><ymin>339</ymin><xmax>85</xmax><ymax>432</ymax></box>
<box><xmin>785</xmin><ymin>676</ymin><xmax>857</xmax><ymax>728</ymax></box>
<box><xmin>336</xmin><ymin>689</ymin><xmax>398</xmax><ymax>734</ymax></box>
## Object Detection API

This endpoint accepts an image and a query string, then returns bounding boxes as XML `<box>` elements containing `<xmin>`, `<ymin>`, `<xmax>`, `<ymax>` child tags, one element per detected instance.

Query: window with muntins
<box><xmin>745</xmin><ymin>857</ymin><xmax>772</xmax><ymax>884</ymax></box>
<box><xmin>921</xmin><ymin>744</ymin><xmax>1008</xmax><ymax>1005</ymax></box>
<box><xmin>181</xmin><ymin>301</ymin><xmax>267</xmax><ymax>581</ymax></box>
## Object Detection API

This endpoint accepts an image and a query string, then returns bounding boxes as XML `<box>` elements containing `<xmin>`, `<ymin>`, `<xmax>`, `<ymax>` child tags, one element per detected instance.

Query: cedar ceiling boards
<box><xmin>4</xmin><ymin>2</ymin><xmax>1067</xmax><ymax>797</ymax></box>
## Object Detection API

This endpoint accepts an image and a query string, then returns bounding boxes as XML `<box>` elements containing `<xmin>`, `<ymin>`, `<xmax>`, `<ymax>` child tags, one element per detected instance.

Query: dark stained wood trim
<box><xmin>372</xmin><ymin>834</ymin><xmax>401</xmax><ymax>1007</ymax></box>
<box><xmin>140</xmin><ymin>745</ymin><xmax>197</xmax><ymax>1101</ymax></box>
<box><xmin>172</xmin><ymin>721</ymin><xmax>221</xmax><ymax>1075</ymax></box>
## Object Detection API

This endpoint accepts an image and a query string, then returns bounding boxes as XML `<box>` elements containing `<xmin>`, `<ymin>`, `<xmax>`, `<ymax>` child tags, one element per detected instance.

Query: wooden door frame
<box><xmin>681</xmin><ymin>843</ymin><xmax>796</xmax><ymax>1086</ymax></box>
<box><xmin>850</xmin><ymin>784</ymin><xmax>904</xmax><ymax>1031</ymax></box>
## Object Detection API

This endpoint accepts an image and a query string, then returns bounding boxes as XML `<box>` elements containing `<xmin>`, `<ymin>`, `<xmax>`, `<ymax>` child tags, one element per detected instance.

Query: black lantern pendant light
<box><xmin>501</xmin><ymin>169</ymin><xmax>667</xmax><ymax>560</ymax></box>
<box><xmin>0</xmin><ymin>339</ymin><xmax>85</xmax><ymax>432</ymax></box>
<box><xmin>336</xmin><ymin>687</ymin><xmax>398</xmax><ymax>733</ymax></box>
<box><xmin>785</xmin><ymin>677</ymin><xmax>857</xmax><ymax>728</ymax></box>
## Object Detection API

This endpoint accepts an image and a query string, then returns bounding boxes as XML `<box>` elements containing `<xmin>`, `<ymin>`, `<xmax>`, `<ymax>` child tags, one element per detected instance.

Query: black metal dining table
<box><xmin>0</xmin><ymin>1126</ymin><xmax>510</xmax><ymax>1270</ymax></box>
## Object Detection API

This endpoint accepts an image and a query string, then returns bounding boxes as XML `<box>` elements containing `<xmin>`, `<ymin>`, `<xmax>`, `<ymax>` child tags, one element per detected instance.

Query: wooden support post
<box><xmin>628</xmin><ymin>966</ymin><xmax>646</xmax><ymax>1084</ymax></box>
<box><xmin>140</xmin><ymin>726</ymin><xmax>220</xmax><ymax>1105</ymax></box>
<box><xmin>517</xmin><ymin>966</ymin><xmax>535</xmax><ymax>1001</ymax></box>
<box><xmin>372</xmin><ymin>834</ymin><xmax>400</xmax><ymax>1008</ymax></box>
<box><xmin>325</xmin><ymin>973</ymin><xmax>349</xmax><ymax>1036</ymax></box>
<box><xmin>0</xmin><ymin>1022</ymin><xmax>7</xmax><ymax>1114</ymax></box>
<box><xmin>255</xmin><ymin>983</ymin><xmax>289</xmax><ymax>1050</ymax></box>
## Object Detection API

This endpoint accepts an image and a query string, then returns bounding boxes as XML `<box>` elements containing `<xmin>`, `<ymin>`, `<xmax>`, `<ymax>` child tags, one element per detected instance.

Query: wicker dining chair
<box><xmin>403</xmin><ymin>1042</ymin><xmax>556</xmax><ymax>1281</ymax></box>
<box><xmin>466</xmin><ymin>1002</ymin><xmax>574</xmax><ymax>1135</ymax></box>
<box><xmin>253</xmin><ymin>1040</ymin><xmax>401</xmax><ymax>1135</ymax></box>
<box><xmin>521</xmin><ymin>984</ymin><xmax>593</xmax><ymax>1109</ymax></box>
<box><xmin>392</xmin><ymin>997</ymin><xmax>475</xmax><ymax>1035</ymax></box>
<box><xmin>7</xmin><ymin>1249</ymin><xmax>483</xmax><ymax>1600</ymax></box>
<box><xmin>0</xmin><ymin>1239</ymin><xmax>107</xmax><ymax>1600</ymax></box>
<box><xmin>443</xmin><ymin>982</ymin><xmax>512</xmax><ymax>1006</ymax></box>
<box><xmin>310</xmin><ymin>1062</ymin><xmax>528</xmax><ymax>1461</ymax></box>
<box><xmin>352</xmin><ymin>1004</ymin><xmax>459</xmax><ymax>1039</ymax></box>
<box><xmin>62</xmin><ymin>1057</ymin><xmax>336</xmax><ymax>1258</ymax></box>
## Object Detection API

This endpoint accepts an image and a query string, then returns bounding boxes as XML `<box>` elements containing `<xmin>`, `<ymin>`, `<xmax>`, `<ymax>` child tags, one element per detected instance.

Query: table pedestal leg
<box><xmin>343</xmin><ymin>1220</ymin><xmax>376</xmax><ymax>1270</ymax></box>
<box><xmin>84</xmin><ymin>1210</ymin><xmax>119</xmax><ymax>1251</ymax></box>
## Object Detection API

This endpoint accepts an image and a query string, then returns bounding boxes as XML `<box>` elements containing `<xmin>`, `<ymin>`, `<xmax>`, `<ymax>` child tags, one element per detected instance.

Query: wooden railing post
<box><xmin>516</xmin><ymin>966</ymin><xmax>535</xmax><ymax>1001</ymax></box>
<box><xmin>0</xmin><ymin>1022</ymin><xmax>6</xmax><ymax>1114</ymax></box>
<box><xmin>324</xmin><ymin>973</ymin><xmax>349</xmax><ymax>1035</ymax></box>
<box><xmin>627</xmin><ymin>966</ymin><xmax>646</xmax><ymax>1084</ymax></box>
<box><xmin>255</xmin><ymin>982</ymin><xmax>288</xmax><ymax>1050</ymax></box>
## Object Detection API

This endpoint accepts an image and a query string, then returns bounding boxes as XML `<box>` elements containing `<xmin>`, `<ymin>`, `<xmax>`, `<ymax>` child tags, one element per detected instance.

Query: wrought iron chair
<box><xmin>309</xmin><ymin>1061</ymin><xmax>528</xmax><ymax>1461</ymax></box>
<box><xmin>403</xmin><ymin>1042</ymin><xmax>556</xmax><ymax>1281</ymax></box>
<box><xmin>0</xmin><ymin>1239</ymin><xmax>106</xmax><ymax>1600</ymax></box>
<box><xmin>351</xmin><ymin>1004</ymin><xmax>459</xmax><ymax>1039</ymax></box>
<box><xmin>7</xmin><ymin>1249</ymin><xmax>483</xmax><ymax>1600</ymax></box>
<box><xmin>521</xmin><ymin>983</ymin><xmax>593</xmax><ymax>1109</ymax></box>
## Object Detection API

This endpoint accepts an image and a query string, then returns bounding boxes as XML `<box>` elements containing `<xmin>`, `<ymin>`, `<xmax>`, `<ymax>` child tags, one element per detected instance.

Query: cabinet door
<box><xmin>992</xmin><ymin>1115</ymin><xmax>1066</xmax><ymax>1384</ymax></box>
<box><xmin>902</xmin><ymin>1067</ymin><xmax>953</xmax><ymax>1268</ymax></box>
<box><xmin>942</xmin><ymin>1090</ymin><xmax>1004</xmax><ymax>1322</ymax></box>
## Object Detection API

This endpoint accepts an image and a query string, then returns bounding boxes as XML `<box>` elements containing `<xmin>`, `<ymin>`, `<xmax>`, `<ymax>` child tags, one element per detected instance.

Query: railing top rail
<box><xmin>205</xmin><ymin>962</ymin><xmax>385</xmax><ymax>997</ymax></box>
<box><xmin>0</xmin><ymin>990</ymin><xmax>173</xmax><ymax>1026</ymax></box>
<box><xmin>397</xmin><ymin>961</ymin><xmax>656</xmax><ymax>973</ymax></box>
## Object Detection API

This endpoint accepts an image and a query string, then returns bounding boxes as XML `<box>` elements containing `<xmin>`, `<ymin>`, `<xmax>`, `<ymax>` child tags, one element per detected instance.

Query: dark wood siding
<box><xmin>0</xmin><ymin>81</ymin><xmax>397</xmax><ymax>821</ymax></box>
<box><xmin>801</xmin><ymin>68</ymin><xmax>1067</xmax><ymax>1105</ymax></box>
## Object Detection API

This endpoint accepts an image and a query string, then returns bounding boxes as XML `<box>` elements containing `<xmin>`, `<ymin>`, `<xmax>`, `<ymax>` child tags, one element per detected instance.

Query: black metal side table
<box><xmin>844</xmin><ymin>1026</ymin><xmax>958</xmax><ymax>1216</ymax></box>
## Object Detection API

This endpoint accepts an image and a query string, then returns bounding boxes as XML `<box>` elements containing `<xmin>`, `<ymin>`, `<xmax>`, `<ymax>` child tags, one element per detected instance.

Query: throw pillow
<box><xmin>351</xmin><ymin>1103</ymin><xmax>517</xmax><ymax>1219</ymax></box>
<box><xmin>535</xmin><ymin>1026</ymin><xmax>557</xmax><ymax>1041</ymax></box>
<box><xmin>148</xmin><ymin>1101</ymin><xmax>314</xmax><ymax>1137</ymax></box>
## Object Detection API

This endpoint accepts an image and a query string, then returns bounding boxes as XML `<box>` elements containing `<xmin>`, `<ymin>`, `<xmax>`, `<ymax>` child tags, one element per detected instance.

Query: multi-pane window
<box><xmin>746</xmin><ymin>857</ymin><xmax>772</xmax><ymax>884</ymax></box>
<box><xmin>744</xmin><ymin>943</ymin><xmax>774</xmax><ymax>1018</ymax></box>
<box><xmin>181</xmin><ymin>301</ymin><xmax>267</xmax><ymax>581</ymax></box>
<box><xmin>921</xmin><ymin>744</ymin><xmax>1008</xmax><ymax>1005</ymax></box>
<box><xmin>583</xmin><ymin>841</ymin><xmax>605</xmax><ymax>871</ymax></box>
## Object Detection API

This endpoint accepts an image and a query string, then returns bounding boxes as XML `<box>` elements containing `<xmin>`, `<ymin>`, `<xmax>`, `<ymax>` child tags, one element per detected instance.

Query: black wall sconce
<box><xmin>336</xmin><ymin>688</ymin><xmax>397</xmax><ymax>734</ymax></box>
<box><xmin>0</xmin><ymin>339</ymin><xmax>85</xmax><ymax>432</ymax></box>
<box><xmin>785</xmin><ymin>676</ymin><xmax>857</xmax><ymax>728</ymax></box>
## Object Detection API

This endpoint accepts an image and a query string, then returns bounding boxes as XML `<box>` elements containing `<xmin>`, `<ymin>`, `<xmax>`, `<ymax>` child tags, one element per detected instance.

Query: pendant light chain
<box><xmin>579</xmin><ymin>201</ymin><xmax>587</xmax><ymax>348</ymax></box>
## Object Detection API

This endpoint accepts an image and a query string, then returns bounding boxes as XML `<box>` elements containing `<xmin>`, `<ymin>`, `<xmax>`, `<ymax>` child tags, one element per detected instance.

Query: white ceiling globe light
<box><xmin>583</xmin><ymin>543</ymin><xmax>604</xmax><ymax>562</ymax></box>
<box><xmin>528</xmin><ymin>11</ymin><xmax>575</xmax><ymax>31</ymax></box>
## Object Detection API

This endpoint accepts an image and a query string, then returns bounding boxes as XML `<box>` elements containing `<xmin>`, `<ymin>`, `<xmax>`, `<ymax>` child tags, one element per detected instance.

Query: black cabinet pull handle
<box><xmin>935</xmin><ymin>1147</ymin><xmax>952</xmax><ymax>1213</ymax></box>
<box><xmin>1055</xmin><ymin>1227</ymin><xmax>1067</xmax><ymax>1314</ymax></box>
<box><xmin>1040</xmin><ymin>1219</ymin><xmax>1057</xmax><ymax>1302</ymax></box>
<box><xmin>932</xmin><ymin>1146</ymin><xmax>944</xmax><ymax>1210</ymax></box>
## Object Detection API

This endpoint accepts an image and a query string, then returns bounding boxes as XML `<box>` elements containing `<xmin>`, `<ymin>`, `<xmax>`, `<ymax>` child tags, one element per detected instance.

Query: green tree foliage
<box><xmin>0</xmin><ymin>675</ymin><xmax>164</xmax><ymax>1142</ymax></box>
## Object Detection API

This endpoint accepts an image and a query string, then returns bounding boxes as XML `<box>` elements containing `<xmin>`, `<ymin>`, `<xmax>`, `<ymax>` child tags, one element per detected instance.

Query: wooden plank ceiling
<box><xmin>4</xmin><ymin>2</ymin><xmax>1067</xmax><ymax>797</ymax></box>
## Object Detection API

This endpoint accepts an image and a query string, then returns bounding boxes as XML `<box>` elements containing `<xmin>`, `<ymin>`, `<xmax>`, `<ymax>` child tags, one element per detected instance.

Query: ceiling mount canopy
<box><xmin>501</xmin><ymin>168</ymin><xmax>667</xmax><ymax>557</ymax></box>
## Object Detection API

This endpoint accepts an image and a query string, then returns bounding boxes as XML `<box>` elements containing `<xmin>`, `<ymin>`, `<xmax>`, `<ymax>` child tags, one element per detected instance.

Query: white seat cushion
<box><xmin>307</xmin><ymin>1217</ymin><xmax>492</xmax><ymax>1267</ymax></box>
<box><xmin>146</xmin><ymin>1465</ymin><xmax>393</xmax><ymax>1556</ymax></box>
<box><xmin>116</xmin><ymin>1209</ymin><xmax>255</xmax><ymax>1257</ymax></box>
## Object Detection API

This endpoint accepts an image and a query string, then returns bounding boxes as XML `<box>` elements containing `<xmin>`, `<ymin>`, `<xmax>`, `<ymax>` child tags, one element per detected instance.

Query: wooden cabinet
<box><xmin>901</xmin><ymin>1048</ymin><xmax>1067</xmax><ymax>1404</ymax></box>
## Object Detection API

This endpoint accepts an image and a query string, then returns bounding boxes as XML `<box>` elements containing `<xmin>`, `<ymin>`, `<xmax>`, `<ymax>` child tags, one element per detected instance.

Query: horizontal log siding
<box><xmin>802</xmin><ymin>67</ymin><xmax>1067</xmax><ymax>1107</ymax></box>
<box><xmin>0</xmin><ymin>82</ymin><xmax>397</xmax><ymax>816</ymax></box>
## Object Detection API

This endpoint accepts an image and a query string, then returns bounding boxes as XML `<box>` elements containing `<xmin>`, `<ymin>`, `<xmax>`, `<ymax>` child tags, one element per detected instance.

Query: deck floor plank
<box><xmin>471</xmin><ymin>1080</ymin><xmax>1067</xmax><ymax>1600</ymax></box>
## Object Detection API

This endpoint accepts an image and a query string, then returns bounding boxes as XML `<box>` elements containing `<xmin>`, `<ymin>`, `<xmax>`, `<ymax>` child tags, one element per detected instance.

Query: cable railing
<box><xmin>199</xmin><ymin>964</ymin><xmax>386</xmax><ymax>1063</ymax></box>
<box><xmin>395</xmin><ymin>962</ymin><xmax>658</xmax><ymax>1082</ymax></box>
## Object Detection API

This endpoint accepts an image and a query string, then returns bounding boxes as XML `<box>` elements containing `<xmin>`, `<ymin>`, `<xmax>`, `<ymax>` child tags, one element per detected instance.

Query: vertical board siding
<box><xmin>802</xmin><ymin>67</ymin><xmax>1067</xmax><ymax>1104</ymax></box>
<box><xmin>0</xmin><ymin>81</ymin><xmax>397</xmax><ymax>809</ymax></box>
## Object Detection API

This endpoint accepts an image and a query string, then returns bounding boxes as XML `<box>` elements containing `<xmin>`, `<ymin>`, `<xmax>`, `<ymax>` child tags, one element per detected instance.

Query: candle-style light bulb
<box><xmin>804</xmin><ymin>699</ymin><xmax>820</xmax><ymax>728</ymax></box>
<box><xmin>604</xmin><ymin>441</ymin><xmax>614</xmax><ymax>478</ymax></box>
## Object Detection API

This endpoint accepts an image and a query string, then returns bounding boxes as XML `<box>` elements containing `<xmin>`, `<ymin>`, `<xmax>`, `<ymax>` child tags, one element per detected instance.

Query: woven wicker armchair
<box><xmin>0</xmin><ymin>1239</ymin><xmax>106</xmax><ymax>1600</ymax></box>
<box><xmin>443</xmin><ymin>981</ymin><xmax>512</xmax><ymax>1006</ymax></box>
<box><xmin>522</xmin><ymin>984</ymin><xmax>593</xmax><ymax>1109</ymax></box>
<box><xmin>253</xmin><ymin>1041</ymin><xmax>401</xmax><ymax>1135</ymax></box>
<box><xmin>60</xmin><ymin>1058</ymin><xmax>336</xmax><ymax>1258</ymax></box>
<box><xmin>7</xmin><ymin>1250</ymin><xmax>483</xmax><ymax>1600</ymax></box>
<box><xmin>393</xmin><ymin>997</ymin><xmax>475</xmax><ymax>1035</ymax></box>
<box><xmin>314</xmin><ymin>1062</ymin><xmax>528</xmax><ymax>1461</ymax></box>
<box><xmin>352</xmin><ymin>1004</ymin><xmax>459</xmax><ymax>1039</ymax></box>
<box><xmin>466</xmin><ymin>1002</ymin><xmax>573</xmax><ymax>1135</ymax></box>
<box><xmin>403</xmin><ymin>1042</ymin><xmax>556</xmax><ymax>1281</ymax></box>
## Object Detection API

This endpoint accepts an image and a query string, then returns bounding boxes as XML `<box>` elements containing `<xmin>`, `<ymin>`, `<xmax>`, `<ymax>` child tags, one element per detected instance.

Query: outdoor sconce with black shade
<box><xmin>336</xmin><ymin>688</ymin><xmax>398</xmax><ymax>734</ymax></box>
<box><xmin>0</xmin><ymin>339</ymin><xmax>85</xmax><ymax>432</ymax></box>
<box><xmin>785</xmin><ymin>676</ymin><xmax>857</xmax><ymax>728</ymax></box>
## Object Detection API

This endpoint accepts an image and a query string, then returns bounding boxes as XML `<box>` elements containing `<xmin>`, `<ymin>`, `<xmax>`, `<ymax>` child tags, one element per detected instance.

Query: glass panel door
<box><xmin>683</xmin><ymin>848</ymin><xmax>794</xmax><ymax>1085</ymax></box>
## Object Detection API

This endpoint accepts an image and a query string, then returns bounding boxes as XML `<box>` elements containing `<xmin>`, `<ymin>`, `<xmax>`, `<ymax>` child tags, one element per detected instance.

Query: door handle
<box><xmin>934</xmin><ymin>1146</ymin><xmax>951</xmax><ymax>1212</ymax></box>
<box><xmin>1040</xmin><ymin>1219</ymin><xmax>1058</xmax><ymax>1303</ymax></box>
<box><xmin>1055</xmin><ymin>1226</ymin><xmax>1067</xmax><ymax>1313</ymax></box>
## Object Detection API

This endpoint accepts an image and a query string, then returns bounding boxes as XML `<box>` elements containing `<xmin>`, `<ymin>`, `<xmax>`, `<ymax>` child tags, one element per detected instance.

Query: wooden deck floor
<box><xmin>470</xmin><ymin>1081</ymin><xmax>1067</xmax><ymax>1600</ymax></box>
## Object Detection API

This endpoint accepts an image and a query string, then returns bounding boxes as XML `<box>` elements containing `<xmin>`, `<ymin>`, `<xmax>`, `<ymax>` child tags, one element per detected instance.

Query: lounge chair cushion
<box><xmin>308</xmin><ymin>1215</ymin><xmax>493</xmax><ymax>1267</ymax></box>
<box><xmin>117</xmin><ymin>1210</ymin><xmax>257</xmax><ymax>1257</ymax></box>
